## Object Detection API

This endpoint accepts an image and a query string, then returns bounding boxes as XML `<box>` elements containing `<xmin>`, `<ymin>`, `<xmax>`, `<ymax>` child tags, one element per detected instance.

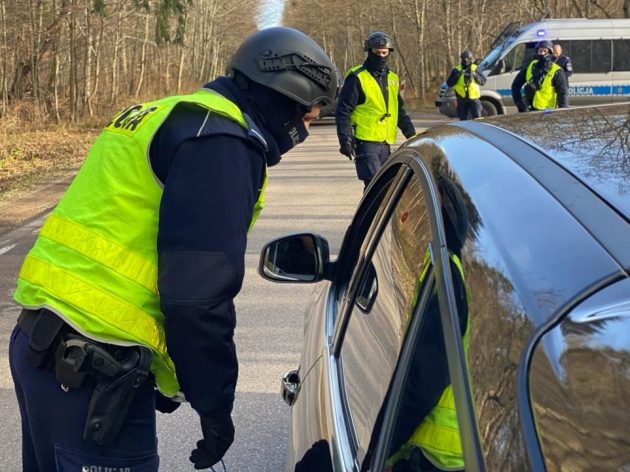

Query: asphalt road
<box><xmin>0</xmin><ymin>114</ymin><xmax>448</xmax><ymax>471</ymax></box>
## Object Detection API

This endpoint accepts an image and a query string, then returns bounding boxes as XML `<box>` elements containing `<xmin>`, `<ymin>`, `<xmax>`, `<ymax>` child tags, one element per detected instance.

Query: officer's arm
<box><xmin>564</xmin><ymin>56</ymin><xmax>573</xmax><ymax>77</ymax></box>
<box><xmin>473</xmin><ymin>69</ymin><xmax>487</xmax><ymax>86</ymax></box>
<box><xmin>553</xmin><ymin>69</ymin><xmax>569</xmax><ymax>108</ymax></box>
<box><xmin>157</xmin><ymin>134</ymin><xmax>264</xmax><ymax>417</ymax></box>
<box><xmin>397</xmin><ymin>93</ymin><xmax>416</xmax><ymax>139</ymax></box>
<box><xmin>335</xmin><ymin>74</ymin><xmax>361</xmax><ymax>146</ymax></box>
<box><xmin>445</xmin><ymin>68</ymin><xmax>460</xmax><ymax>87</ymax></box>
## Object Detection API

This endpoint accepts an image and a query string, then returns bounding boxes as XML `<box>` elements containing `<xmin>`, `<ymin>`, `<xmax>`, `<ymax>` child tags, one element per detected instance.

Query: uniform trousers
<box><xmin>354</xmin><ymin>139</ymin><xmax>391</xmax><ymax>189</ymax></box>
<box><xmin>9</xmin><ymin>324</ymin><xmax>159</xmax><ymax>471</ymax></box>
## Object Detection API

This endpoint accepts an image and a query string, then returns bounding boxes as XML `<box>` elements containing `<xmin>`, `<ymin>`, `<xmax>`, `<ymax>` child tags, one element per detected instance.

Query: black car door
<box><xmin>325</xmin><ymin>150</ymin><xmax>483</xmax><ymax>471</ymax></box>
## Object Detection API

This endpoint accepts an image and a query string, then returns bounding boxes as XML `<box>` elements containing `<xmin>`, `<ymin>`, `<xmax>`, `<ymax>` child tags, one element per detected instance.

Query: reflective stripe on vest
<box><xmin>525</xmin><ymin>60</ymin><xmax>561</xmax><ymax>110</ymax></box>
<box><xmin>453</xmin><ymin>64</ymin><xmax>480</xmax><ymax>100</ymax></box>
<box><xmin>348</xmin><ymin>66</ymin><xmax>399</xmax><ymax>144</ymax></box>
<box><xmin>13</xmin><ymin>88</ymin><xmax>267</xmax><ymax>396</ymax></box>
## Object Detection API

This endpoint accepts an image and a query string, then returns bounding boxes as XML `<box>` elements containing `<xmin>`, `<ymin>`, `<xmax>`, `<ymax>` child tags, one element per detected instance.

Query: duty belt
<box><xmin>17</xmin><ymin>308</ymin><xmax>153</xmax><ymax>446</ymax></box>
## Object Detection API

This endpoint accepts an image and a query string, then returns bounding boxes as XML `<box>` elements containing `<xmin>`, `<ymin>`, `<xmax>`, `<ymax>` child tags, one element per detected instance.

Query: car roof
<box><xmin>479</xmin><ymin>104</ymin><xmax>630</xmax><ymax>221</ymax></box>
<box><xmin>404</xmin><ymin>105</ymin><xmax>629</xmax><ymax>327</ymax></box>
<box><xmin>452</xmin><ymin>104</ymin><xmax>630</xmax><ymax>272</ymax></box>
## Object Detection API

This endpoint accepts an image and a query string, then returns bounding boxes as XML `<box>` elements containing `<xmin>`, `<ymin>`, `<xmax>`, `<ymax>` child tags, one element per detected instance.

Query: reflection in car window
<box><xmin>340</xmin><ymin>177</ymin><xmax>432</xmax><ymax>463</ymax></box>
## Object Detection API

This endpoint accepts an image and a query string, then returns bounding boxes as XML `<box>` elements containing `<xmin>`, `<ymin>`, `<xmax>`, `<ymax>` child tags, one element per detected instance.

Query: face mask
<box><xmin>367</xmin><ymin>52</ymin><xmax>389</xmax><ymax>71</ymax></box>
<box><xmin>246</xmin><ymin>81</ymin><xmax>311</xmax><ymax>159</ymax></box>
<box><xmin>461</xmin><ymin>58</ymin><xmax>472</xmax><ymax>67</ymax></box>
<box><xmin>271</xmin><ymin>116</ymin><xmax>309</xmax><ymax>155</ymax></box>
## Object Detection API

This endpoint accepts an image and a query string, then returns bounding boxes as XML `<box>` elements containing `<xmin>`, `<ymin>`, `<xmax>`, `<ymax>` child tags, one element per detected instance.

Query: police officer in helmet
<box><xmin>511</xmin><ymin>39</ymin><xmax>569</xmax><ymax>112</ymax></box>
<box><xmin>446</xmin><ymin>49</ymin><xmax>487</xmax><ymax>120</ymax></box>
<box><xmin>336</xmin><ymin>31</ymin><xmax>416</xmax><ymax>190</ymax></box>
<box><xmin>10</xmin><ymin>27</ymin><xmax>337</xmax><ymax>471</ymax></box>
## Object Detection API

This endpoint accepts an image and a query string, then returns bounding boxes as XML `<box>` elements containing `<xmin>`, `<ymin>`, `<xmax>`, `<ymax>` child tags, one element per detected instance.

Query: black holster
<box><xmin>54</xmin><ymin>333</ymin><xmax>152</xmax><ymax>446</ymax></box>
<box><xmin>19</xmin><ymin>309</ymin><xmax>153</xmax><ymax>447</ymax></box>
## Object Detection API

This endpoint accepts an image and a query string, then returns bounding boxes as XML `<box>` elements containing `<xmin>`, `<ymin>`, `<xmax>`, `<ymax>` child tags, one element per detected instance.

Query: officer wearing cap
<box><xmin>446</xmin><ymin>49</ymin><xmax>487</xmax><ymax>120</ymax></box>
<box><xmin>10</xmin><ymin>27</ymin><xmax>337</xmax><ymax>471</ymax></box>
<box><xmin>511</xmin><ymin>40</ymin><xmax>569</xmax><ymax>112</ymax></box>
<box><xmin>336</xmin><ymin>31</ymin><xmax>416</xmax><ymax>190</ymax></box>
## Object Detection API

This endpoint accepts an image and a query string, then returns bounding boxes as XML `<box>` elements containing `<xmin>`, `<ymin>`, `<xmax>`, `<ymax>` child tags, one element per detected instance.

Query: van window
<box><xmin>613</xmin><ymin>39</ymin><xmax>630</xmax><ymax>71</ymax></box>
<box><xmin>567</xmin><ymin>40</ymin><xmax>612</xmax><ymax>73</ymax></box>
<box><xmin>502</xmin><ymin>42</ymin><xmax>536</xmax><ymax>72</ymax></box>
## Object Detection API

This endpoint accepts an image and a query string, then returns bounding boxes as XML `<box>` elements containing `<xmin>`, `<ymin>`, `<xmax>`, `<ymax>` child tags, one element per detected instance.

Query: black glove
<box><xmin>404</xmin><ymin>130</ymin><xmax>416</xmax><ymax>139</ymax></box>
<box><xmin>339</xmin><ymin>141</ymin><xmax>355</xmax><ymax>160</ymax></box>
<box><xmin>155</xmin><ymin>390</ymin><xmax>181</xmax><ymax>414</ymax></box>
<box><xmin>190</xmin><ymin>414</ymin><xmax>235</xmax><ymax>470</ymax></box>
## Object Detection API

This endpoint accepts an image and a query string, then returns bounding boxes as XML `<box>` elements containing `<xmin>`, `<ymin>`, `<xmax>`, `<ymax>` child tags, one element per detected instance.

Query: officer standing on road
<box><xmin>336</xmin><ymin>31</ymin><xmax>416</xmax><ymax>190</ymax></box>
<box><xmin>9</xmin><ymin>27</ymin><xmax>337</xmax><ymax>471</ymax></box>
<box><xmin>446</xmin><ymin>49</ymin><xmax>487</xmax><ymax>120</ymax></box>
<box><xmin>511</xmin><ymin>40</ymin><xmax>569</xmax><ymax>112</ymax></box>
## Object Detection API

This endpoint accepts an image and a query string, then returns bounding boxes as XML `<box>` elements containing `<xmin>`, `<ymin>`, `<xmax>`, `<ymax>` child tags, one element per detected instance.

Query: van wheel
<box><xmin>481</xmin><ymin>100</ymin><xmax>498</xmax><ymax>117</ymax></box>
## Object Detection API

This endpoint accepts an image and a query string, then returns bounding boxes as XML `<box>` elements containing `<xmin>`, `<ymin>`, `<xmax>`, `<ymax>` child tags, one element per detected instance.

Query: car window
<box><xmin>383</xmin><ymin>254</ymin><xmax>468</xmax><ymax>472</ymax></box>
<box><xmin>333</xmin><ymin>165</ymin><xmax>406</xmax><ymax>318</ymax></box>
<box><xmin>338</xmin><ymin>176</ymin><xmax>433</xmax><ymax>463</ymax></box>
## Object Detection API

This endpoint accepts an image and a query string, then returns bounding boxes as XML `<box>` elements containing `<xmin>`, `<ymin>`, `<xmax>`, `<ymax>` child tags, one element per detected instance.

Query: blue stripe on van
<box><xmin>497</xmin><ymin>85</ymin><xmax>630</xmax><ymax>97</ymax></box>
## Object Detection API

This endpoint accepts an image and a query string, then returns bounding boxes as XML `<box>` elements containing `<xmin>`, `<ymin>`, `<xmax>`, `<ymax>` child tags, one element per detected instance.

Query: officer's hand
<box><xmin>190</xmin><ymin>414</ymin><xmax>235</xmax><ymax>470</ymax></box>
<box><xmin>339</xmin><ymin>141</ymin><xmax>355</xmax><ymax>160</ymax></box>
<box><xmin>155</xmin><ymin>390</ymin><xmax>181</xmax><ymax>414</ymax></box>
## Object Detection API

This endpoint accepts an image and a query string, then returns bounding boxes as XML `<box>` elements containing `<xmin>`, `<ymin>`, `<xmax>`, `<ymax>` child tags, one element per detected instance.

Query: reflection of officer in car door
<box><xmin>336</xmin><ymin>32</ymin><xmax>416</xmax><ymax>190</ymax></box>
<box><xmin>387</xmin><ymin>175</ymin><xmax>470</xmax><ymax>472</ymax></box>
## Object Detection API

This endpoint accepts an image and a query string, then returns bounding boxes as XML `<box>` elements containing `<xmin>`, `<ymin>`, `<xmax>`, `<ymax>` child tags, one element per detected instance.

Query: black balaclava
<box><xmin>365</xmin><ymin>51</ymin><xmax>389</xmax><ymax>73</ymax></box>
<box><xmin>245</xmin><ymin>80</ymin><xmax>310</xmax><ymax>166</ymax></box>
<box><xmin>461</xmin><ymin>56</ymin><xmax>472</xmax><ymax>68</ymax></box>
<box><xmin>536</xmin><ymin>49</ymin><xmax>551</xmax><ymax>64</ymax></box>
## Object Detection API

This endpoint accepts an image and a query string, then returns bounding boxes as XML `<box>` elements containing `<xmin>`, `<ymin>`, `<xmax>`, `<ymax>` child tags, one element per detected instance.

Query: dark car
<box><xmin>259</xmin><ymin>104</ymin><xmax>630</xmax><ymax>471</ymax></box>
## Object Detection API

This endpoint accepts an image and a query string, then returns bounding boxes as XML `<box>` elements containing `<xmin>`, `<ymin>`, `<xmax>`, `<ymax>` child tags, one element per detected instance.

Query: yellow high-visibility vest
<box><xmin>453</xmin><ymin>64</ymin><xmax>481</xmax><ymax>100</ymax></box>
<box><xmin>14</xmin><ymin>88</ymin><xmax>267</xmax><ymax>396</ymax></box>
<box><xmin>347</xmin><ymin>66</ymin><xmax>400</xmax><ymax>144</ymax></box>
<box><xmin>525</xmin><ymin>59</ymin><xmax>561</xmax><ymax>110</ymax></box>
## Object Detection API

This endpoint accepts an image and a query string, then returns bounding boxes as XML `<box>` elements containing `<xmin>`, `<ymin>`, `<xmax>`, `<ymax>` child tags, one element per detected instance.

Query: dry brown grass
<box><xmin>0</xmin><ymin>102</ymin><xmax>100</xmax><ymax>203</ymax></box>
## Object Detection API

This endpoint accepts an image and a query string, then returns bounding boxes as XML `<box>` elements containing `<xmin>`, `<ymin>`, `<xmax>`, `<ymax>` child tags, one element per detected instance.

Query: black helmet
<box><xmin>535</xmin><ymin>40</ymin><xmax>554</xmax><ymax>54</ymax></box>
<box><xmin>460</xmin><ymin>49</ymin><xmax>473</xmax><ymax>60</ymax></box>
<box><xmin>228</xmin><ymin>27</ymin><xmax>338</xmax><ymax>108</ymax></box>
<box><xmin>364</xmin><ymin>32</ymin><xmax>394</xmax><ymax>52</ymax></box>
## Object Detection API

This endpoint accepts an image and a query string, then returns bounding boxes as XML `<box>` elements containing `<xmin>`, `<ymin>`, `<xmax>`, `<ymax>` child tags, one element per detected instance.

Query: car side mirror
<box><xmin>258</xmin><ymin>233</ymin><xmax>330</xmax><ymax>283</ymax></box>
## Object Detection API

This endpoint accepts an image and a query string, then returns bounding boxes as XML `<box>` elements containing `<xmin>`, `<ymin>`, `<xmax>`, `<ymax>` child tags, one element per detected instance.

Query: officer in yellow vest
<box><xmin>446</xmin><ymin>49</ymin><xmax>487</xmax><ymax>120</ymax></box>
<box><xmin>387</xmin><ymin>176</ymin><xmax>470</xmax><ymax>472</ymax></box>
<box><xmin>336</xmin><ymin>31</ymin><xmax>416</xmax><ymax>190</ymax></box>
<box><xmin>511</xmin><ymin>40</ymin><xmax>569</xmax><ymax>112</ymax></box>
<box><xmin>9</xmin><ymin>27</ymin><xmax>337</xmax><ymax>471</ymax></box>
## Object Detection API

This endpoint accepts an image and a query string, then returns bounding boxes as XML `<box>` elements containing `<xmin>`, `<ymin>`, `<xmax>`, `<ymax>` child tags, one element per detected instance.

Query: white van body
<box><xmin>436</xmin><ymin>19</ymin><xmax>630</xmax><ymax>117</ymax></box>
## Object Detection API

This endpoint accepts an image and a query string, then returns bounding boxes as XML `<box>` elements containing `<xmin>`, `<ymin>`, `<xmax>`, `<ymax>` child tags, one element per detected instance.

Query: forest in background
<box><xmin>0</xmin><ymin>0</ymin><xmax>257</xmax><ymax>126</ymax></box>
<box><xmin>0</xmin><ymin>0</ymin><xmax>629</xmax><ymax>126</ymax></box>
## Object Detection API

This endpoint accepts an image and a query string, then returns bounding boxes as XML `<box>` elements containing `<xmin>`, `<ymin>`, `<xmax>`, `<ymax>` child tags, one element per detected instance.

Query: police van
<box><xmin>435</xmin><ymin>18</ymin><xmax>630</xmax><ymax>117</ymax></box>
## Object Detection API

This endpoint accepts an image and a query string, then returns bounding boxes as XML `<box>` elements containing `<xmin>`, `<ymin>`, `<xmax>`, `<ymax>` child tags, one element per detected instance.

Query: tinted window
<box><xmin>613</xmin><ymin>39</ymin><xmax>630</xmax><ymax>71</ymax></box>
<box><xmin>384</xmin><ymin>256</ymin><xmax>468</xmax><ymax>471</ymax></box>
<box><xmin>567</xmin><ymin>40</ymin><xmax>611</xmax><ymax>73</ymax></box>
<box><xmin>340</xmin><ymin>177</ymin><xmax>433</xmax><ymax>461</ymax></box>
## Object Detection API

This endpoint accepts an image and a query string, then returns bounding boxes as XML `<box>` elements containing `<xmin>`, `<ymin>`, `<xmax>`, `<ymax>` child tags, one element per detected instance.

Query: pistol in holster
<box><xmin>54</xmin><ymin>333</ymin><xmax>153</xmax><ymax>446</ymax></box>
